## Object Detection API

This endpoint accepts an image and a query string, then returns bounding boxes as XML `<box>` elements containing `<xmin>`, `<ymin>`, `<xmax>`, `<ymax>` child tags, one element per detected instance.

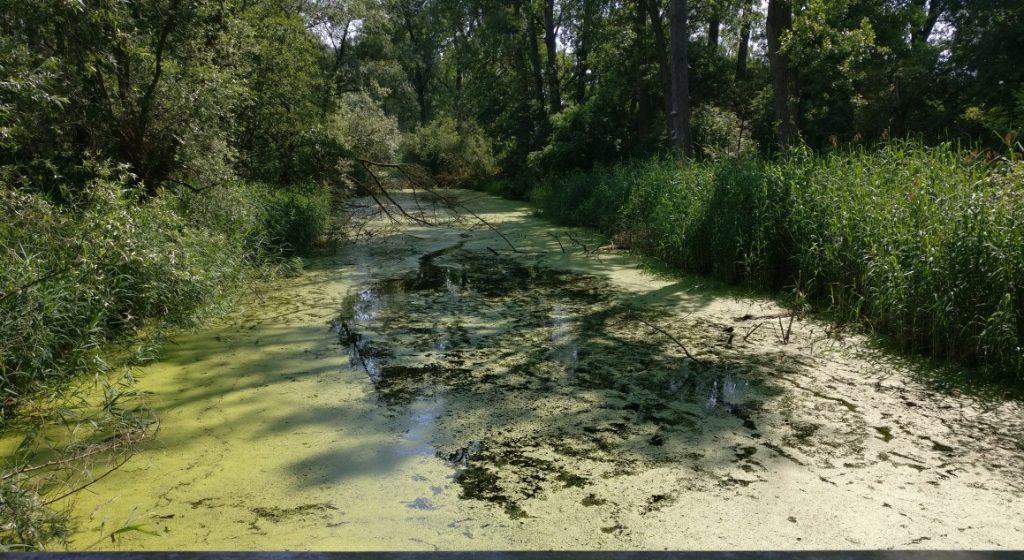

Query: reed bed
<box><xmin>532</xmin><ymin>142</ymin><xmax>1023</xmax><ymax>378</ymax></box>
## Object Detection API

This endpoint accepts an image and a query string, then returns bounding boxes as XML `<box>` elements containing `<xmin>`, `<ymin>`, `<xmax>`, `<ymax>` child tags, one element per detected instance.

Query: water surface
<box><xmin>65</xmin><ymin>191</ymin><xmax>1024</xmax><ymax>550</ymax></box>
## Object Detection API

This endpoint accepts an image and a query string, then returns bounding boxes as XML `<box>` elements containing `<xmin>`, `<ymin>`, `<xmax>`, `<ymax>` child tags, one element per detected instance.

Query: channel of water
<box><xmin>63</xmin><ymin>191</ymin><xmax>1024</xmax><ymax>550</ymax></box>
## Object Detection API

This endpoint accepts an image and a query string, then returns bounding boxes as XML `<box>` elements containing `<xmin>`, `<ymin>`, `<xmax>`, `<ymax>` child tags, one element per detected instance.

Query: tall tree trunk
<box><xmin>402</xmin><ymin>10</ymin><xmax>433</xmax><ymax>125</ymax></box>
<box><xmin>766</xmin><ymin>0</ymin><xmax>797</xmax><ymax>148</ymax></box>
<box><xmin>669</xmin><ymin>0</ymin><xmax>692</xmax><ymax>157</ymax></box>
<box><xmin>525</xmin><ymin>10</ymin><xmax>546</xmax><ymax>113</ymax></box>
<box><xmin>543</xmin><ymin>0</ymin><xmax>562</xmax><ymax>114</ymax></box>
<box><xmin>633</xmin><ymin>0</ymin><xmax>651</xmax><ymax>142</ymax></box>
<box><xmin>735</xmin><ymin>19</ymin><xmax>750</xmax><ymax>80</ymax></box>
<box><xmin>647</xmin><ymin>0</ymin><xmax>674</xmax><ymax>146</ymax></box>
<box><xmin>575</xmin><ymin>0</ymin><xmax>593</xmax><ymax>104</ymax></box>
<box><xmin>707</xmin><ymin>11</ymin><xmax>720</xmax><ymax>48</ymax></box>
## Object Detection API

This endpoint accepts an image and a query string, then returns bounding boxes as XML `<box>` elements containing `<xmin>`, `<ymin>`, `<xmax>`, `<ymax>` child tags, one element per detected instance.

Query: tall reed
<box><xmin>531</xmin><ymin>142</ymin><xmax>1024</xmax><ymax>378</ymax></box>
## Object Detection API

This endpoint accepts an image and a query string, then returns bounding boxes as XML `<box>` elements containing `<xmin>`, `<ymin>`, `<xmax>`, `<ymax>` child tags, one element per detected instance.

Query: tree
<box><xmin>543</xmin><ymin>0</ymin><xmax>562</xmax><ymax>114</ymax></box>
<box><xmin>766</xmin><ymin>0</ymin><xmax>797</xmax><ymax>148</ymax></box>
<box><xmin>669</xmin><ymin>0</ymin><xmax>692</xmax><ymax>157</ymax></box>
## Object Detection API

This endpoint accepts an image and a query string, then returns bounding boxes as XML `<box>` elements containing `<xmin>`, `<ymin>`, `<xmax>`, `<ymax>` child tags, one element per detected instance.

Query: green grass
<box><xmin>531</xmin><ymin>142</ymin><xmax>1024</xmax><ymax>379</ymax></box>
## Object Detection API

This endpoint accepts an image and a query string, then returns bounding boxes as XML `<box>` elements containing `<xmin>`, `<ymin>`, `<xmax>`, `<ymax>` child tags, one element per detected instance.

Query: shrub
<box><xmin>328</xmin><ymin>91</ymin><xmax>403</xmax><ymax>163</ymax></box>
<box><xmin>0</xmin><ymin>167</ymin><xmax>244</xmax><ymax>404</ymax></box>
<box><xmin>255</xmin><ymin>183</ymin><xmax>331</xmax><ymax>256</ymax></box>
<box><xmin>401</xmin><ymin>117</ymin><xmax>498</xmax><ymax>185</ymax></box>
<box><xmin>692</xmin><ymin>104</ymin><xmax>758</xmax><ymax>161</ymax></box>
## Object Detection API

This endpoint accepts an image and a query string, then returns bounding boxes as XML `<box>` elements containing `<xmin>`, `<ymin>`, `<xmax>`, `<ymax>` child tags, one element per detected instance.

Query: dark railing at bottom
<box><xmin>9</xmin><ymin>552</ymin><xmax>1023</xmax><ymax>559</ymax></box>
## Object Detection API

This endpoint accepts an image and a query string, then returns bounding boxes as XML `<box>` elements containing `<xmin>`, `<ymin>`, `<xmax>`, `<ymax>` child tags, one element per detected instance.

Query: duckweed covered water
<box><xmin>62</xmin><ymin>192</ymin><xmax>1024</xmax><ymax>550</ymax></box>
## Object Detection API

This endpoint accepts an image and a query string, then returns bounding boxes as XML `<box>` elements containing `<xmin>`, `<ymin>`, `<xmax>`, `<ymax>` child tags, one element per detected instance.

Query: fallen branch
<box><xmin>733</xmin><ymin>311</ymin><xmax>799</xmax><ymax>322</ymax></box>
<box><xmin>344</xmin><ymin>173</ymin><xmax>397</xmax><ymax>223</ymax></box>
<box><xmin>565</xmin><ymin>231</ymin><xmax>590</xmax><ymax>253</ymax></box>
<box><xmin>42</xmin><ymin>453</ymin><xmax>134</xmax><ymax>506</ymax></box>
<box><xmin>743</xmin><ymin>322</ymin><xmax>765</xmax><ymax>342</ymax></box>
<box><xmin>549</xmin><ymin>233</ymin><xmax>566</xmax><ymax>254</ymax></box>
<box><xmin>356</xmin><ymin>158</ymin><xmax>520</xmax><ymax>253</ymax></box>
<box><xmin>358</xmin><ymin>161</ymin><xmax>433</xmax><ymax>226</ymax></box>
<box><xmin>630</xmin><ymin>315</ymin><xmax>708</xmax><ymax>369</ymax></box>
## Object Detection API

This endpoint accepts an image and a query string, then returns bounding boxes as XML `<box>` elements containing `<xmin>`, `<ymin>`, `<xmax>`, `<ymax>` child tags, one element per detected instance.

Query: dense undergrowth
<box><xmin>531</xmin><ymin>142</ymin><xmax>1024</xmax><ymax>379</ymax></box>
<box><xmin>0</xmin><ymin>168</ymin><xmax>330</xmax><ymax>548</ymax></box>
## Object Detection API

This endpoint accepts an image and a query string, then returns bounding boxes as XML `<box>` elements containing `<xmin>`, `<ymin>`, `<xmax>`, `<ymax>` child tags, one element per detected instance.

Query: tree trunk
<box><xmin>402</xmin><ymin>10</ymin><xmax>433</xmax><ymax>125</ymax></box>
<box><xmin>766</xmin><ymin>0</ymin><xmax>797</xmax><ymax>148</ymax></box>
<box><xmin>669</xmin><ymin>0</ymin><xmax>692</xmax><ymax>158</ymax></box>
<box><xmin>707</xmin><ymin>12</ymin><xmax>719</xmax><ymax>48</ymax></box>
<box><xmin>633</xmin><ymin>0</ymin><xmax>651</xmax><ymax>142</ymax></box>
<box><xmin>575</xmin><ymin>0</ymin><xmax>593</xmax><ymax>104</ymax></box>
<box><xmin>543</xmin><ymin>0</ymin><xmax>562</xmax><ymax>114</ymax></box>
<box><xmin>736</xmin><ymin>20</ymin><xmax>750</xmax><ymax>80</ymax></box>
<box><xmin>647</xmin><ymin>0</ymin><xmax>674</xmax><ymax>145</ymax></box>
<box><xmin>525</xmin><ymin>9</ymin><xmax>547</xmax><ymax>113</ymax></box>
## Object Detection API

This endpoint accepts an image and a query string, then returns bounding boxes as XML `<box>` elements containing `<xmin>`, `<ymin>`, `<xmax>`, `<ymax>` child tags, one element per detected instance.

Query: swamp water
<box><xmin>63</xmin><ymin>192</ymin><xmax>1024</xmax><ymax>550</ymax></box>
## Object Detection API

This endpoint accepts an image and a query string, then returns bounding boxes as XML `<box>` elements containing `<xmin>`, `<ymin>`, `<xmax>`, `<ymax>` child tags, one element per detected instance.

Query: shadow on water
<box><xmin>326</xmin><ymin>243</ymin><xmax>788</xmax><ymax>518</ymax></box>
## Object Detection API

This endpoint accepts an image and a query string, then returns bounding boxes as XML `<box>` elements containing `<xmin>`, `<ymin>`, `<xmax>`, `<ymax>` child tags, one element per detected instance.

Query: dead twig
<box><xmin>734</xmin><ymin>311</ymin><xmax>799</xmax><ymax>322</ymax></box>
<box><xmin>344</xmin><ymin>173</ymin><xmax>397</xmax><ymax>224</ymax></box>
<box><xmin>630</xmin><ymin>315</ymin><xmax>708</xmax><ymax>369</ymax></box>
<box><xmin>549</xmin><ymin>233</ymin><xmax>566</xmax><ymax>254</ymax></box>
<box><xmin>565</xmin><ymin>231</ymin><xmax>590</xmax><ymax>253</ymax></box>
<box><xmin>358</xmin><ymin>162</ymin><xmax>434</xmax><ymax>226</ymax></box>
<box><xmin>743</xmin><ymin>322</ymin><xmax>765</xmax><ymax>342</ymax></box>
<box><xmin>42</xmin><ymin>453</ymin><xmax>134</xmax><ymax>506</ymax></box>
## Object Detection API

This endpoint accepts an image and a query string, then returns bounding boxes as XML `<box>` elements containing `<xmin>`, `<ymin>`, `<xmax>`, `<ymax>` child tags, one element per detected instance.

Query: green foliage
<box><xmin>692</xmin><ymin>104</ymin><xmax>757</xmax><ymax>161</ymax></box>
<box><xmin>0</xmin><ymin>166</ymin><xmax>244</xmax><ymax>403</ymax></box>
<box><xmin>528</xmin><ymin>97</ymin><xmax>634</xmax><ymax>174</ymax></box>
<box><xmin>328</xmin><ymin>91</ymin><xmax>402</xmax><ymax>163</ymax></box>
<box><xmin>254</xmin><ymin>184</ymin><xmax>331</xmax><ymax>256</ymax></box>
<box><xmin>0</xmin><ymin>477</ymin><xmax>70</xmax><ymax>550</ymax></box>
<box><xmin>532</xmin><ymin>143</ymin><xmax>1024</xmax><ymax>378</ymax></box>
<box><xmin>401</xmin><ymin>117</ymin><xmax>497</xmax><ymax>185</ymax></box>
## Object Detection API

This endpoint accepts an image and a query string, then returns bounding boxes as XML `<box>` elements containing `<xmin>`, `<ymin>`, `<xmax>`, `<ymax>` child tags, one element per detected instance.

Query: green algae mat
<box><xmin>59</xmin><ymin>192</ymin><xmax>1024</xmax><ymax>550</ymax></box>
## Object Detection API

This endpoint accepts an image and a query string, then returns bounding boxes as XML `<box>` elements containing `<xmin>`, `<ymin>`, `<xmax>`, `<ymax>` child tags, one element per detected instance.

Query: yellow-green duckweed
<box><xmin>62</xmin><ymin>192</ymin><xmax>1024</xmax><ymax>550</ymax></box>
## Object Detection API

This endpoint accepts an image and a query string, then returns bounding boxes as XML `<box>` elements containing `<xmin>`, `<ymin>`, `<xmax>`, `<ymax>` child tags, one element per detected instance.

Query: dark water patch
<box><xmin>788</xmin><ymin>422</ymin><xmax>822</xmax><ymax>443</ymax></box>
<box><xmin>921</xmin><ymin>436</ymin><xmax>955</xmax><ymax>454</ymax></box>
<box><xmin>762</xmin><ymin>442</ymin><xmax>805</xmax><ymax>465</ymax></box>
<box><xmin>373</xmin><ymin>364</ymin><xmax>472</xmax><ymax>405</ymax></box>
<box><xmin>404</xmin><ymin>497</ymin><xmax>437</xmax><ymax>510</ymax></box>
<box><xmin>601</xmin><ymin>523</ymin><xmax>626</xmax><ymax>534</ymax></box>
<box><xmin>455</xmin><ymin>465</ymin><xmax>529</xmax><ymax>519</ymax></box>
<box><xmin>330</xmin><ymin>246</ymin><xmax>782</xmax><ymax>516</ymax></box>
<box><xmin>251</xmin><ymin>503</ymin><xmax>338</xmax><ymax>522</ymax></box>
<box><xmin>734</xmin><ymin>446</ymin><xmax>758</xmax><ymax>461</ymax></box>
<box><xmin>641</xmin><ymin>493</ymin><xmax>676</xmax><ymax>514</ymax></box>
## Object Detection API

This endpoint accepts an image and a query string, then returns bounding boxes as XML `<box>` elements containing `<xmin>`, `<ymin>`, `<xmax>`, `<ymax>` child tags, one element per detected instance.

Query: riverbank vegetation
<box><xmin>0</xmin><ymin>0</ymin><xmax>372</xmax><ymax>548</ymax></box>
<box><xmin>532</xmin><ymin>144</ymin><xmax>1023</xmax><ymax>376</ymax></box>
<box><xmin>2</xmin><ymin>0</ymin><xmax>1023</xmax><ymax>550</ymax></box>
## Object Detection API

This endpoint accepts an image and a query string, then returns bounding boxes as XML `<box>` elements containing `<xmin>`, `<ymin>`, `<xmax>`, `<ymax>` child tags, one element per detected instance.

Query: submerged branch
<box><xmin>344</xmin><ymin>173</ymin><xmax>397</xmax><ymax>223</ymax></box>
<box><xmin>42</xmin><ymin>453</ymin><xmax>134</xmax><ymax>506</ymax></box>
<box><xmin>629</xmin><ymin>315</ymin><xmax>708</xmax><ymax>369</ymax></box>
